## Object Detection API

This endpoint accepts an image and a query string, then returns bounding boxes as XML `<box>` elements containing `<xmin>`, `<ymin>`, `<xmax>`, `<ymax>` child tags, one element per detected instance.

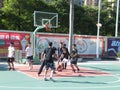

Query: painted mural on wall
<box><xmin>107</xmin><ymin>38</ymin><xmax>120</xmax><ymax>57</ymax></box>
<box><xmin>36</xmin><ymin>34</ymin><xmax>104</xmax><ymax>57</ymax></box>
<box><xmin>74</xmin><ymin>36</ymin><xmax>104</xmax><ymax>56</ymax></box>
<box><xmin>36</xmin><ymin>34</ymin><xmax>69</xmax><ymax>54</ymax></box>
<box><xmin>0</xmin><ymin>30</ymin><xmax>105</xmax><ymax>58</ymax></box>
<box><xmin>0</xmin><ymin>32</ymin><xmax>30</xmax><ymax>57</ymax></box>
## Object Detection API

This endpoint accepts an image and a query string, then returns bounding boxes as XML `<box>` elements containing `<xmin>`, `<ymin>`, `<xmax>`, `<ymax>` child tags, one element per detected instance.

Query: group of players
<box><xmin>7</xmin><ymin>41</ymin><xmax>80</xmax><ymax>81</ymax></box>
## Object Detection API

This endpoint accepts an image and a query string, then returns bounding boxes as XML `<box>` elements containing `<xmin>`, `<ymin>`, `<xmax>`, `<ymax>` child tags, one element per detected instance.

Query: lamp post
<box><xmin>68</xmin><ymin>0</ymin><xmax>74</xmax><ymax>53</ymax></box>
<box><xmin>115</xmin><ymin>0</ymin><xmax>119</xmax><ymax>37</ymax></box>
<box><xmin>96</xmin><ymin>0</ymin><xmax>102</xmax><ymax>60</ymax></box>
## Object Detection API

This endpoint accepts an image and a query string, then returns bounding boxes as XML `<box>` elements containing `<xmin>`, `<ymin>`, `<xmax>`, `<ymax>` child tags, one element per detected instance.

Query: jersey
<box><xmin>8</xmin><ymin>46</ymin><xmax>15</xmax><ymax>58</ymax></box>
<box><xmin>44</xmin><ymin>47</ymin><xmax>55</xmax><ymax>63</ymax></box>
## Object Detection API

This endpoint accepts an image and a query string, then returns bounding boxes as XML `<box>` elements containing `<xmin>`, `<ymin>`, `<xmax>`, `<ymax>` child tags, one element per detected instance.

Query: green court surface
<box><xmin>0</xmin><ymin>61</ymin><xmax>120</xmax><ymax>90</ymax></box>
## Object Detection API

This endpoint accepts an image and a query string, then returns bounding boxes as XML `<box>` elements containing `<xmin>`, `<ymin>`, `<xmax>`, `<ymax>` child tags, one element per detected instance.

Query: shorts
<box><xmin>8</xmin><ymin>57</ymin><xmax>15</xmax><ymax>63</ymax></box>
<box><xmin>45</xmin><ymin>62</ymin><xmax>55</xmax><ymax>70</ymax></box>
<box><xmin>70</xmin><ymin>58</ymin><xmax>78</xmax><ymax>65</ymax></box>
<box><xmin>27</xmin><ymin>56</ymin><xmax>33</xmax><ymax>62</ymax></box>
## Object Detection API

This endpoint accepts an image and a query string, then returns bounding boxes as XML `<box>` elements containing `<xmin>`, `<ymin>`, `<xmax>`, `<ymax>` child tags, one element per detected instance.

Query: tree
<box><xmin>100</xmin><ymin>0</ymin><xmax>116</xmax><ymax>36</ymax></box>
<box><xmin>1</xmin><ymin>0</ymin><xmax>119</xmax><ymax>36</ymax></box>
<box><xmin>74</xmin><ymin>6</ymin><xmax>98</xmax><ymax>35</ymax></box>
<box><xmin>49</xmin><ymin>0</ymin><xmax>70</xmax><ymax>33</ymax></box>
<box><xmin>1</xmin><ymin>0</ymin><xmax>51</xmax><ymax>31</ymax></box>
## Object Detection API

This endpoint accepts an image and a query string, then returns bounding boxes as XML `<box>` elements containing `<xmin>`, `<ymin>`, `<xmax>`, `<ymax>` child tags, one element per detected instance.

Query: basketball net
<box><xmin>45</xmin><ymin>24</ymin><xmax>52</xmax><ymax>31</ymax></box>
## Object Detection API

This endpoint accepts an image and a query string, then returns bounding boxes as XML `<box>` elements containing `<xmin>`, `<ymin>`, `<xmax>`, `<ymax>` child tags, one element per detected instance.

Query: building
<box><xmin>74</xmin><ymin>0</ymin><xmax>98</xmax><ymax>7</ymax></box>
<box><xmin>0</xmin><ymin>0</ymin><xmax>3</xmax><ymax>8</ymax></box>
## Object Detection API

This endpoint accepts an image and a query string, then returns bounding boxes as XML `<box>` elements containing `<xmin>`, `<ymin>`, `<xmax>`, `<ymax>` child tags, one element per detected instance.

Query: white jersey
<box><xmin>8</xmin><ymin>46</ymin><xmax>15</xmax><ymax>58</ymax></box>
<box><xmin>25</xmin><ymin>46</ymin><xmax>33</xmax><ymax>57</ymax></box>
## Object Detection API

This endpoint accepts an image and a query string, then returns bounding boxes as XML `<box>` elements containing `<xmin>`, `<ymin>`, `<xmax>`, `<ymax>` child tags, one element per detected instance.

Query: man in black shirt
<box><xmin>43</xmin><ymin>42</ymin><xmax>56</xmax><ymax>81</ymax></box>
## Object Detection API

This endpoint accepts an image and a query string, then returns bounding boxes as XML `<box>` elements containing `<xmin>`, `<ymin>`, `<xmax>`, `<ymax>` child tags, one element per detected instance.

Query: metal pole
<box><xmin>68</xmin><ymin>0</ymin><xmax>74</xmax><ymax>53</ymax></box>
<box><xmin>115</xmin><ymin>0</ymin><xmax>119</xmax><ymax>37</ymax></box>
<box><xmin>96</xmin><ymin>0</ymin><xmax>101</xmax><ymax>60</ymax></box>
<box><xmin>33</xmin><ymin>26</ymin><xmax>44</xmax><ymax>58</ymax></box>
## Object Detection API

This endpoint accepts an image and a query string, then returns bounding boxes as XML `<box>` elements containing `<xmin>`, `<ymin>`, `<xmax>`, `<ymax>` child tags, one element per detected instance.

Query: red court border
<box><xmin>15</xmin><ymin>65</ymin><xmax>111</xmax><ymax>79</ymax></box>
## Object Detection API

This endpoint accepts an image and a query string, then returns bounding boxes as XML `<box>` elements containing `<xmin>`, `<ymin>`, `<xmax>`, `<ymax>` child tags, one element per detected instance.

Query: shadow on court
<box><xmin>0</xmin><ymin>63</ymin><xmax>8</xmax><ymax>71</ymax></box>
<box><xmin>53</xmin><ymin>79</ymin><xmax>107</xmax><ymax>84</ymax></box>
<box><xmin>0</xmin><ymin>61</ymin><xmax>120</xmax><ymax>90</ymax></box>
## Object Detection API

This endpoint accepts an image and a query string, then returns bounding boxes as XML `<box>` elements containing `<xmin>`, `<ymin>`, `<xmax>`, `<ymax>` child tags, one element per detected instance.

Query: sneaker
<box><xmin>72</xmin><ymin>69</ymin><xmax>76</xmax><ymax>73</ymax></box>
<box><xmin>9</xmin><ymin>68</ymin><xmax>12</xmax><ymax>70</ymax></box>
<box><xmin>12</xmin><ymin>68</ymin><xmax>15</xmax><ymax>71</ymax></box>
<box><xmin>53</xmin><ymin>71</ymin><xmax>57</xmax><ymax>74</ymax></box>
<box><xmin>44</xmin><ymin>78</ymin><xmax>49</xmax><ymax>81</ymax></box>
<box><xmin>37</xmin><ymin>74</ymin><xmax>40</xmax><ymax>77</ymax></box>
<box><xmin>50</xmin><ymin>77</ymin><xmax>55</xmax><ymax>82</ymax></box>
<box><xmin>77</xmin><ymin>69</ymin><xmax>80</xmax><ymax>72</ymax></box>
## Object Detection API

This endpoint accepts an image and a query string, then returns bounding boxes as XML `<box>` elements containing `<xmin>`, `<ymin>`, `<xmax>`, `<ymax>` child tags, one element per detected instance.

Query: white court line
<box><xmin>0</xmin><ymin>71</ymin><xmax>120</xmax><ymax>89</ymax></box>
<box><xmin>16</xmin><ymin>64</ymin><xmax>120</xmax><ymax>84</ymax></box>
<box><xmin>17</xmin><ymin>70</ymin><xmax>38</xmax><ymax>80</ymax></box>
<box><xmin>0</xmin><ymin>85</ymin><xmax>120</xmax><ymax>89</ymax></box>
<box><xmin>77</xmin><ymin>63</ymin><xmax>120</xmax><ymax>84</ymax></box>
<box><xmin>107</xmin><ymin>74</ymin><xmax>120</xmax><ymax>84</ymax></box>
<box><xmin>16</xmin><ymin>66</ymin><xmax>120</xmax><ymax>86</ymax></box>
<box><xmin>1</xmin><ymin>62</ymin><xmax>119</xmax><ymax>89</ymax></box>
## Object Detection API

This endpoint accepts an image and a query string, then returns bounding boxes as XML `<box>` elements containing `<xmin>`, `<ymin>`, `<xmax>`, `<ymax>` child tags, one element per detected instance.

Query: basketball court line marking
<box><xmin>1</xmin><ymin>63</ymin><xmax>120</xmax><ymax>89</ymax></box>
<box><xmin>0</xmin><ymin>84</ymin><xmax>120</xmax><ymax>89</ymax></box>
<box><xmin>17</xmin><ymin>70</ymin><xmax>38</xmax><ymax>80</ymax></box>
<box><xmin>106</xmin><ymin>74</ymin><xmax>120</xmax><ymax>84</ymax></box>
<box><xmin>78</xmin><ymin>65</ymin><xmax>120</xmax><ymax>84</ymax></box>
<box><xmin>15</xmin><ymin>63</ymin><xmax>120</xmax><ymax>83</ymax></box>
<box><xmin>16</xmin><ymin>65</ymin><xmax>120</xmax><ymax>84</ymax></box>
<box><xmin>0</xmin><ymin>69</ymin><xmax>120</xmax><ymax>89</ymax></box>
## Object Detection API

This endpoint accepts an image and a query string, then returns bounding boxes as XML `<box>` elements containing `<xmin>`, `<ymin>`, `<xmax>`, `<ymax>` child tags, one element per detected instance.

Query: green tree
<box><xmin>1</xmin><ymin>0</ymin><xmax>51</xmax><ymax>31</ymax></box>
<box><xmin>50</xmin><ymin>0</ymin><xmax>70</xmax><ymax>33</ymax></box>
<box><xmin>74</xmin><ymin>6</ymin><xmax>98</xmax><ymax>35</ymax></box>
<box><xmin>100</xmin><ymin>0</ymin><xmax>116</xmax><ymax>36</ymax></box>
<box><xmin>1</xmin><ymin>0</ymin><xmax>119</xmax><ymax>36</ymax></box>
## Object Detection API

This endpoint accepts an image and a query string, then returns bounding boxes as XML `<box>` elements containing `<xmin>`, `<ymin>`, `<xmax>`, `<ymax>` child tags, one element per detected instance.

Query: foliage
<box><xmin>76</xmin><ymin>6</ymin><xmax>98</xmax><ymax>35</ymax></box>
<box><xmin>0</xmin><ymin>0</ymin><xmax>120</xmax><ymax>36</ymax></box>
<box><xmin>117</xmin><ymin>52</ymin><xmax>120</xmax><ymax>57</ymax></box>
<box><xmin>1</xmin><ymin>0</ymin><xmax>50</xmax><ymax>31</ymax></box>
<box><xmin>100</xmin><ymin>0</ymin><xmax>116</xmax><ymax>36</ymax></box>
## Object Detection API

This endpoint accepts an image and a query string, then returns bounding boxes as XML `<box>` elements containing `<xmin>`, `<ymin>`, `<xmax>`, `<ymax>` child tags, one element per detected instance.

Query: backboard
<box><xmin>34</xmin><ymin>11</ymin><xmax>58</xmax><ymax>28</ymax></box>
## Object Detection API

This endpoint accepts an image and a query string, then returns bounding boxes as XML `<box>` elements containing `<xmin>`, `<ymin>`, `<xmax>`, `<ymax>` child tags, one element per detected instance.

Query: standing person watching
<box><xmin>8</xmin><ymin>42</ymin><xmax>15</xmax><ymax>70</ymax></box>
<box><xmin>25</xmin><ymin>42</ymin><xmax>34</xmax><ymax>70</ymax></box>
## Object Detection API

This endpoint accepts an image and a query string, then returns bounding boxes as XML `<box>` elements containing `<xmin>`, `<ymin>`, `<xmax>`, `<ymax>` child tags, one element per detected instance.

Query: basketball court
<box><xmin>1</xmin><ymin>10</ymin><xmax>120</xmax><ymax>90</ymax></box>
<box><xmin>0</xmin><ymin>60</ymin><xmax>120</xmax><ymax>90</ymax></box>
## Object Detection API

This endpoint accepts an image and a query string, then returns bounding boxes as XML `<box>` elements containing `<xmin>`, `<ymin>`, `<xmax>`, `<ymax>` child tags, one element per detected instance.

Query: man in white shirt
<box><xmin>25</xmin><ymin>42</ymin><xmax>33</xmax><ymax>70</ymax></box>
<box><xmin>8</xmin><ymin>42</ymin><xmax>15</xmax><ymax>70</ymax></box>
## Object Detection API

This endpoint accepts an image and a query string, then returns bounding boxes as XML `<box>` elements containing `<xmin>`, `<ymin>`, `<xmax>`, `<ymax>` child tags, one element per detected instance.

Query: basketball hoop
<box><xmin>45</xmin><ymin>24</ymin><xmax>52</xmax><ymax>31</ymax></box>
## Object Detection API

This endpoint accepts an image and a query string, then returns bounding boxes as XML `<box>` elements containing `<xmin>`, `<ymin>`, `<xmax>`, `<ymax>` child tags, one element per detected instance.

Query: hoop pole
<box><xmin>33</xmin><ymin>26</ymin><xmax>44</xmax><ymax>58</ymax></box>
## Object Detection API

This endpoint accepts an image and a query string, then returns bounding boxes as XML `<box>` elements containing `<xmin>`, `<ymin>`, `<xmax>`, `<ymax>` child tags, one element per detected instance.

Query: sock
<box><xmin>50</xmin><ymin>70</ymin><xmax>54</xmax><ymax>78</ymax></box>
<box><xmin>44</xmin><ymin>70</ymin><xmax>47</xmax><ymax>79</ymax></box>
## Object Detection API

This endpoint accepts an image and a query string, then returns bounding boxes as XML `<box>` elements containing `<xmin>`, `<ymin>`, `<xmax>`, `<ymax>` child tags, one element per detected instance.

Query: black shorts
<box><xmin>71</xmin><ymin>58</ymin><xmax>78</xmax><ymax>65</ymax></box>
<box><xmin>8</xmin><ymin>57</ymin><xmax>15</xmax><ymax>63</ymax></box>
<box><xmin>27</xmin><ymin>56</ymin><xmax>33</xmax><ymax>62</ymax></box>
<box><xmin>45</xmin><ymin>62</ymin><xmax>55</xmax><ymax>70</ymax></box>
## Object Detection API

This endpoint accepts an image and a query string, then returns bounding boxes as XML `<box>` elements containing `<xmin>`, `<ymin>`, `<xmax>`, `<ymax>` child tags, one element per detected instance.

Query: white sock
<box><xmin>44</xmin><ymin>70</ymin><xmax>47</xmax><ymax>79</ymax></box>
<box><xmin>50</xmin><ymin>71</ymin><xmax>54</xmax><ymax>78</ymax></box>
